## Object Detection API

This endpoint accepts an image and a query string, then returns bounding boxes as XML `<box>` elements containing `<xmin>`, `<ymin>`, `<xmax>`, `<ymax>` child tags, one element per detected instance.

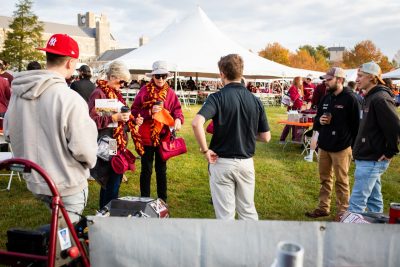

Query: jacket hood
<box><xmin>12</xmin><ymin>70</ymin><xmax>67</xmax><ymax>100</ymax></box>
<box><xmin>366</xmin><ymin>85</ymin><xmax>394</xmax><ymax>98</ymax></box>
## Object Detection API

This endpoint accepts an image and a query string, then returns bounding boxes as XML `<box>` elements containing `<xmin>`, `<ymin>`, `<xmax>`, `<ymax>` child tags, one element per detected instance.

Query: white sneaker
<box><xmin>304</xmin><ymin>154</ymin><xmax>313</xmax><ymax>162</ymax></box>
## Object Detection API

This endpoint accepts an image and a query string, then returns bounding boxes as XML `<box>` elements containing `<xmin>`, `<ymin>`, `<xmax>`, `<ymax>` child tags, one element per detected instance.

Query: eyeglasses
<box><xmin>154</xmin><ymin>74</ymin><xmax>168</xmax><ymax>80</ymax></box>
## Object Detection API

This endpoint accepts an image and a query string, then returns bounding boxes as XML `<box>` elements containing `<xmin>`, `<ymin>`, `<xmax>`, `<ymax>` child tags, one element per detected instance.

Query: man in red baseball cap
<box><xmin>4</xmin><ymin>34</ymin><xmax>98</xmax><ymax>223</ymax></box>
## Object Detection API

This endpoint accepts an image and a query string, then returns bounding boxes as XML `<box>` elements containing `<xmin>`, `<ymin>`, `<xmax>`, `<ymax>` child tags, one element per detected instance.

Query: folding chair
<box><xmin>301</xmin><ymin>129</ymin><xmax>313</xmax><ymax>156</ymax></box>
<box><xmin>0</xmin><ymin>134</ymin><xmax>21</xmax><ymax>191</ymax></box>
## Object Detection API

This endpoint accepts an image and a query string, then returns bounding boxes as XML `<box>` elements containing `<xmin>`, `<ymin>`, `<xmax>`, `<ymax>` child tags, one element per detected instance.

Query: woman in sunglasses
<box><xmin>88</xmin><ymin>61</ymin><xmax>143</xmax><ymax>209</ymax></box>
<box><xmin>131</xmin><ymin>60</ymin><xmax>184</xmax><ymax>203</ymax></box>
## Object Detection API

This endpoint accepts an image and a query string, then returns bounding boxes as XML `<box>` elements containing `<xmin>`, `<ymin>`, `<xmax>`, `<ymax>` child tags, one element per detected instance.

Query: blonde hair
<box><xmin>293</xmin><ymin>76</ymin><xmax>304</xmax><ymax>96</ymax></box>
<box><xmin>106</xmin><ymin>61</ymin><xmax>131</xmax><ymax>82</ymax></box>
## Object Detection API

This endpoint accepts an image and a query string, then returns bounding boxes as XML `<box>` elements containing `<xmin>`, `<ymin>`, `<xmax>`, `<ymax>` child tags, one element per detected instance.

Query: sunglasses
<box><xmin>119</xmin><ymin>80</ymin><xmax>128</xmax><ymax>88</ymax></box>
<box><xmin>154</xmin><ymin>74</ymin><xmax>168</xmax><ymax>80</ymax></box>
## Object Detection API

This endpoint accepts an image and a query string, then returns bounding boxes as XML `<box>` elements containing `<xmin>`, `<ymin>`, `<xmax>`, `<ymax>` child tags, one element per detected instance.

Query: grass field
<box><xmin>0</xmin><ymin>105</ymin><xmax>399</xmax><ymax>247</ymax></box>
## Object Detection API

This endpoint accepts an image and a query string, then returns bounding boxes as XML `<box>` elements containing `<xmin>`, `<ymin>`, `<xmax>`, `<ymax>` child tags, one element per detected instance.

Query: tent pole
<box><xmin>174</xmin><ymin>71</ymin><xmax>177</xmax><ymax>91</ymax></box>
<box><xmin>176</xmin><ymin>71</ymin><xmax>189</xmax><ymax>110</ymax></box>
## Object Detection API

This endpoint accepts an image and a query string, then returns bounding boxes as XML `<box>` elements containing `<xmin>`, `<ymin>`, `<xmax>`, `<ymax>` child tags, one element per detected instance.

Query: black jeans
<box><xmin>140</xmin><ymin>146</ymin><xmax>167</xmax><ymax>201</ymax></box>
<box><xmin>99</xmin><ymin>170</ymin><xmax>123</xmax><ymax>209</ymax></box>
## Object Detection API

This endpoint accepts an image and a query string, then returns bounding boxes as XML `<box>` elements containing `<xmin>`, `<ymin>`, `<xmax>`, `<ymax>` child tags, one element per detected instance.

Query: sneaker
<box><xmin>87</xmin><ymin>176</ymin><xmax>95</xmax><ymax>181</ymax></box>
<box><xmin>279</xmin><ymin>140</ymin><xmax>286</xmax><ymax>145</ymax></box>
<box><xmin>304</xmin><ymin>154</ymin><xmax>313</xmax><ymax>162</ymax></box>
<box><xmin>305</xmin><ymin>209</ymin><xmax>330</xmax><ymax>218</ymax></box>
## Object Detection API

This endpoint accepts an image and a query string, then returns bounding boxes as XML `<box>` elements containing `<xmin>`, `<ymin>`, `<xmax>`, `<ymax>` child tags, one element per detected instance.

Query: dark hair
<box><xmin>27</xmin><ymin>61</ymin><xmax>42</xmax><ymax>70</ymax></box>
<box><xmin>218</xmin><ymin>54</ymin><xmax>243</xmax><ymax>81</ymax></box>
<box><xmin>46</xmin><ymin>52</ymin><xmax>71</xmax><ymax>67</ymax></box>
<box><xmin>347</xmin><ymin>81</ymin><xmax>356</xmax><ymax>89</ymax></box>
<box><xmin>80</xmin><ymin>70</ymin><xmax>92</xmax><ymax>79</ymax></box>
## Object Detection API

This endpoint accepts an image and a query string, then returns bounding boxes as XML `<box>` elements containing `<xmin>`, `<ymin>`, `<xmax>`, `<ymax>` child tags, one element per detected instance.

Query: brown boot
<box><xmin>305</xmin><ymin>209</ymin><xmax>330</xmax><ymax>218</ymax></box>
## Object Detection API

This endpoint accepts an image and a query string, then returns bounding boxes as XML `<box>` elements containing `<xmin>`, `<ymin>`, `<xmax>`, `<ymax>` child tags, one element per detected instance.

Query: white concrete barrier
<box><xmin>88</xmin><ymin>218</ymin><xmax>400</xmax><ymax>267</ymax></box>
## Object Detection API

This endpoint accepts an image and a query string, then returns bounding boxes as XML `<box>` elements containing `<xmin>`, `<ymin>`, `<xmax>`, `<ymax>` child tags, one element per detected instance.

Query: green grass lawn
<box><xmin>0</xmin><ymin>105</ymin><xmax>399</xmax><ymax>247</ymax></box>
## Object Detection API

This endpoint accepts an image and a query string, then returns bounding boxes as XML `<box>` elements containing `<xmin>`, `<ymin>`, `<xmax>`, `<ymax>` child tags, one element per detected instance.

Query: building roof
<box><xmin>44</xmin><ymin>21</ymin><xmax>95</xmax><ymax>38</ymax></box>
<box><xmin>97</xmin><ymin>48</ymin><xmax>136</xmax><ymax>61</ymax></box>
<box><xmin>0</xmin><ymin>15</ymin><xmax>96</xmax><ymax>39</ymax></box>
<box><xmin>328</xmin><ymin>47</ymin><xmax>345</xmax><ymax>52</ymax></box>
<box><xmin>0</xmin><ymin>16</ymin><xmax>12</xmax><ymax>29</ymax></box>
<box><xmin>0</xmin><ymin>16</ymin><xmax>96</xmax><ymax>38</ymax></box>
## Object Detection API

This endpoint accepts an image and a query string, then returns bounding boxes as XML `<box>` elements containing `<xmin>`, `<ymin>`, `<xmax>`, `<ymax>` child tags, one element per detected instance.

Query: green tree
<box><xmin>258</xmin><ymin>42</ymin><xmax>290</xmax><ymax>65</ymax></box>
<box><xmin>298</xmin><ymin>45</ymin><xmax>316</xmax><ymax>58</ymax></box>
<box><xmin>0</xmin><ymin>0</ymin><xmax>44</xmax><ymax>71</ymax></box>
<box><xmin>297</xmin><ymin>44</ymin><xmax>330</xmax><ymax>71</ymax></box>
<box><xmin>316</xmin><ymin>45</ymin><xmax>330</xmax><ymax>59</ymax></box>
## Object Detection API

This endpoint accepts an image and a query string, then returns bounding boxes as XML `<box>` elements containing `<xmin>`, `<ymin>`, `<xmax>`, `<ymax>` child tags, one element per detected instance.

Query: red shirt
<box><xmin>131</xmin><ymin>85</ymin><xmax>184</xmax><ymax>146</ymax></box>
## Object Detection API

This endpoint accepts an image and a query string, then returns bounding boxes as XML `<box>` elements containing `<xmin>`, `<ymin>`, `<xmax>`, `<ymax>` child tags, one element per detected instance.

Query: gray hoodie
<box><xmin>5</xmin><ymin>70</ymin><xmax>98</xmax><ymax>196</ymax></box>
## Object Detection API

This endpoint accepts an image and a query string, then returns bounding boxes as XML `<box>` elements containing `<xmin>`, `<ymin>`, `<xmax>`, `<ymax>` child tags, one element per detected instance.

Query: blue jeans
<box><xmin>99</xmin><ymin>170</ymin><xmax>123</xmax><ymax>209</ymax></box>
<box><xmin>348</xmin><ymin>160</ymin><xmax>390</xmax><ymax>213</ymax></box>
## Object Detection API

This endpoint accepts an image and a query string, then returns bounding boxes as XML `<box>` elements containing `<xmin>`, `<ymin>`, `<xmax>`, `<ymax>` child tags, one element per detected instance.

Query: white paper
<box><xmin>58</xmin><ymin>227</ymin><xmax>72</xmax><ymax>251</ymax></box>
<box><xmin>95</xmin><ymin>99</ymin><xmax>124</xmax><ymax>128</ymax></box>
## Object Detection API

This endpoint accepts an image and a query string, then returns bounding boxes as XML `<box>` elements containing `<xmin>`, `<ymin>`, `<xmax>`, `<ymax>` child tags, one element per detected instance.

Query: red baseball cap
<box><xmin>37</xmin><ymin>34</ymin><xmax>79</xmax><ymax>59</ymax></box>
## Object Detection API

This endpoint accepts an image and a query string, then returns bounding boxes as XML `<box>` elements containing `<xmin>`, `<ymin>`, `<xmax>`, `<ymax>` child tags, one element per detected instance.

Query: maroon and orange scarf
<box><xmin>97</xmin><ymin>80</ymin><xmax>144</xmax><ymax>155</ymax></box>
<box><xmin>142</xmin><ymin>80</ymin><xmax>170</xmax><ymax>147</ymax></box>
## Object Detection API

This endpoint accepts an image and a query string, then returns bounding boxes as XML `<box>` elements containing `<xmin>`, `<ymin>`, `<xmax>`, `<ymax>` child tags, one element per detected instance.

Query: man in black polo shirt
<box><xmin>192</xmin><ymin>54</ymin><xmax>271</xmax><ymax>220</ymax></box>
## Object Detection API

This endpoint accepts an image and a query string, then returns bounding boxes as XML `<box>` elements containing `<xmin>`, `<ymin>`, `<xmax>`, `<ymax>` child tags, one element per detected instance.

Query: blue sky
<box><xmin>1</xmin><ymin>0</ymin><xmax>399</xmax><ymax>61</ymax></box>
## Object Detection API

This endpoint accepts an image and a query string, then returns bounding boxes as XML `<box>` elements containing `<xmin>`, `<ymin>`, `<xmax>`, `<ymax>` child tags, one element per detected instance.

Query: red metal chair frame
<box><xmin>0</xmin><ymin>158</ymin><xmax>90</xmax><ymax>267</ymax></box>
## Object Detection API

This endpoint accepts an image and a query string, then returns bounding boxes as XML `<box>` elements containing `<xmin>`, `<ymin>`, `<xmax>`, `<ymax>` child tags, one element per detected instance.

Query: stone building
<box><xmin>0</xmin><ymin>11</ymin><xmax>118</xmax><ymax>62</ymax></box>
<box><xmin>328</xmin><ymin>46</ymin><xmax>345</xmax><ymax>63</ymax></box>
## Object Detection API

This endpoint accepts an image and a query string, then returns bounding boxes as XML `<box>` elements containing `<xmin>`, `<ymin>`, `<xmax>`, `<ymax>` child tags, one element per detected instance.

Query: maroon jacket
<box><xmin>0</xmin><ymin>72</ymin><xmax>13</xmax><ymax>86</ymax></box>
<box><xmin>0</xmin><ymin>77</ymin><xmax>11</xmax><ymax>114</ymax></box>
<box><xmin>131</xmin><ymin>85</ymin><xmax>184</xmax><ymax>146</ymax></box>
<box><xmin>303</xmin><ymin>81</ymin><xmax>316</xmax><ymax>102</ymax></box>
<box><xmin>288</xmin><ymin>85</ymin><xmax>303</xmax><ymax>110</ymax></box>
<box><xmin>311</xmin><ymin>82</ymin><xmax>327</xmax><ymax>109</ymax></box>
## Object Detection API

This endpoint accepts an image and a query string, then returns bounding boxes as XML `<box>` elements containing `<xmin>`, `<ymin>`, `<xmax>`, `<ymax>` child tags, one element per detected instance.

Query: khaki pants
<box><xmin>209</xmin><ymin>158</ymin><xmax>258</xmax><ymax>220</ymax></box>
<box><xmin>317</xmin><ymin>147</ymin><xmax>352</xmax><ymax>214</ymax></box>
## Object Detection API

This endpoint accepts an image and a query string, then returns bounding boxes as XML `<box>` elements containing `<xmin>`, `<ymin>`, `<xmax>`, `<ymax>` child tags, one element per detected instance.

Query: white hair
<box><xmin>106</xmin><ymin>61</ymin><xmax>131</xmax><ymax>81</ymax></box>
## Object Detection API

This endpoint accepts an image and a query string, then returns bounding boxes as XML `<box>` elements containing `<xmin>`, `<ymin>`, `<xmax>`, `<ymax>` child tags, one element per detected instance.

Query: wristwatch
<box><xmin>200</xmin><ymin>148</ymin><xmax>209</xmax><ymax>154</ymax></box>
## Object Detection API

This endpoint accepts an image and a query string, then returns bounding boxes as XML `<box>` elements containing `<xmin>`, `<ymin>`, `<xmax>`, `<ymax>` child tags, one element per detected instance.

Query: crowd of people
<box><xmin>0</xmin><ymin>33</ymin><xmax>399</xmax><ymax>223</ymax></box>
<box><xmin>277</xmin><ymin>65</ymin><xmax>400</xmax><ymax>221</ymax></box>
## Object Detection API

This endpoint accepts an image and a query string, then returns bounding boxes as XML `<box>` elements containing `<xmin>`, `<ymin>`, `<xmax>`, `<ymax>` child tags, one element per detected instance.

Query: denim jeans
<box><xmin>99</xmin><ymin>170</ymin><xmax>123</xmax><ymax>209</ymax></box>
<box><xmin>348</xmin><ymin>160</ymin><xmax>390</xmax><ymax>213</ymax></box>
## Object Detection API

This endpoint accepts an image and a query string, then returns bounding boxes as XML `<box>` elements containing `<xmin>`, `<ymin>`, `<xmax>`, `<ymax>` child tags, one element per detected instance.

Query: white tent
<box><xmin>114</xmin><ymin>7</ymin><xmax>322</xmax><ymax>79</ymax></box>
<box><xmin>382</xmin><ymin>68</ymin><xmax>400</xmax><ymax>80</ymax></box>
<box><xmin>344</xmin><ymin>69</ymin><xmax>358</xmax><ymax>82</ymax></box>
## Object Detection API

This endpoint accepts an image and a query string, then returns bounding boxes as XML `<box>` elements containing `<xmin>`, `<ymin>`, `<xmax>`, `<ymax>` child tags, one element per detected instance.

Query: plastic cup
<box><xmin>389</xmin><ymin>203</ymin><xmax>400</xmax><ymax>224</ymax></box>
<box><xmin>323</xmin><ymin>112</ymin><xmax>332</xmax><ymax>124</ymax></box>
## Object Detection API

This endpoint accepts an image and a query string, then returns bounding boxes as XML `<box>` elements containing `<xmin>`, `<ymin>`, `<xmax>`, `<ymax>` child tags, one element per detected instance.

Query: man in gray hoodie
<box><xmin>5</xmin><ymin>34</ymin><xmax>98</xmax><ymax>223</ymax></box>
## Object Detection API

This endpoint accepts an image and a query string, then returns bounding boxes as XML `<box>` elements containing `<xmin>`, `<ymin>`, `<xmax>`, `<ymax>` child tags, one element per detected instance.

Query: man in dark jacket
<box><xmin>348</xmin><ymin>61</ymin><xmax>400</xmax><ymax>214</ymax></box>
<box><xmin>70</xmin><ymin>64</ymin><xmax>95</xmax><ymax>102</ymax></box>
<box><xmin>306</xmin><ymin>67</ymin><xmax>360</xmax><ymax>220</ymax></box>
